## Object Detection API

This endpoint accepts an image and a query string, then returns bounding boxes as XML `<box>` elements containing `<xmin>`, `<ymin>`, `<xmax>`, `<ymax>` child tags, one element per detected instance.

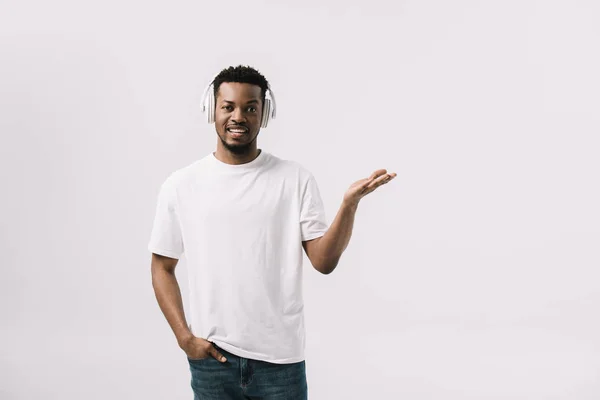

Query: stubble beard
<box><xmin>217</xmin><ymin>129</ymin><xmax>260</xmax><ymax>155</ymax></box>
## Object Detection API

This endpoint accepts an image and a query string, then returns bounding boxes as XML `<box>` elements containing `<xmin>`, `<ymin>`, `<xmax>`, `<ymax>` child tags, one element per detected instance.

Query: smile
<box><xmin>226</xmin><ymin>126</ymin><xmax>249</xmax><ymax>139</ymax></box>
<box><xmin>227</xmin><ymin>126</ymin><xmax>248</xmax><ymax>133</ymax></box>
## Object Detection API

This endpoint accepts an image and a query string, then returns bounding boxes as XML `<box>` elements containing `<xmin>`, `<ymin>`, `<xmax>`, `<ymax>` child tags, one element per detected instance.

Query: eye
<box><xmin>221</xmin><ymin>105</ymin><xmax>233</xmax><ymax>111</ymax></box>
<box><xmin>247</xmin><ymin>107</ymin><xmax>257</xmax><ymax>113</ymax></box>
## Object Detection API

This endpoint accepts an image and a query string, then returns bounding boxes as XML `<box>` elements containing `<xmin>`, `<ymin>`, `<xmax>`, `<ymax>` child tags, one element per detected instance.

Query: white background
<box><xmin>1</xmin><ymin>1</ymin><xmax>599</xmax><ymax>399</ymax></box>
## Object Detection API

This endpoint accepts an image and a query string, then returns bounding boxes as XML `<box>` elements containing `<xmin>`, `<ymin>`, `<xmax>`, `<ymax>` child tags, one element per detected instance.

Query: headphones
<box><xmin>200</xmin><ymin>74</ymin><xmax>277</xmax><ymax>128</ymax></box>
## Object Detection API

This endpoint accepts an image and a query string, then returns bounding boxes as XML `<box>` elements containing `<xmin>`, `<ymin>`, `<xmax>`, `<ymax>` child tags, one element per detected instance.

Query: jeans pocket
<box><xmin>187</xmin><ymin>356</ymin><xmax>210</xmax><ymax>363</ymax></box>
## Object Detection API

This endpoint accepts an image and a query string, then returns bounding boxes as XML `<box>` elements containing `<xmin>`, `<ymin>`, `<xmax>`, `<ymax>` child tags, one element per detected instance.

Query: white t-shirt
<box><xmin>148</xmin><ymin>149</ymin><xmax>329</xmax><ymax>364</ymax></box>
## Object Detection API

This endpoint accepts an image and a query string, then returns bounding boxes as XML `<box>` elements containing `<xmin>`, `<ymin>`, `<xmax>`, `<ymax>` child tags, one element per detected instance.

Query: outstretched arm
<box><xmin>303</xmin><ymin>169</ymin><xmax>396</xmax><ymax>274</ymax></box>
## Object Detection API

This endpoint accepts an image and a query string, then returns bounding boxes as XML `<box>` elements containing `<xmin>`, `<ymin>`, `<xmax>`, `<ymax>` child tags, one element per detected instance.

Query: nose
<box><xmin>231</xmin><ymin>107</ymin><xmax>246</xmax><ymax>123</ymax></box>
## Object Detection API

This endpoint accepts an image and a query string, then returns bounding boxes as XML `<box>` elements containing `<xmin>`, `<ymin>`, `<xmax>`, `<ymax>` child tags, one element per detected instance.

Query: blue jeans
<box><xmin>187</xmin><ymin>342</ymin><xmax>308</xmax><ymax>400</ymax></box>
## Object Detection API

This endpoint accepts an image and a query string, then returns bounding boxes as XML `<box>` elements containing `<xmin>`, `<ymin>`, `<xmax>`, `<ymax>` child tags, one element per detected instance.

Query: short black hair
<box><xmin>213</xmin><ymin>65</ymin><xmax>270</xmax><ymax>103</ymax></box>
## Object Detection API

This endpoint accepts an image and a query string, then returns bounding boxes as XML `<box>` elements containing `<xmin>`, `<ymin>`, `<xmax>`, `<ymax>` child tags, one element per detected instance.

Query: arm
<box><xmin>150</xmin><ymin>253</ymin><xmax>193</xmax><ymax>348</ymax></box>
<box><xmin>303</xmin><ymin>201</ymin><xmax>358</xmax><ymax>275</ymax></box>
<box><xmin>303</xmin><ymin>169</ymin><xmax>396</xmax><ymax>275</ymax></box>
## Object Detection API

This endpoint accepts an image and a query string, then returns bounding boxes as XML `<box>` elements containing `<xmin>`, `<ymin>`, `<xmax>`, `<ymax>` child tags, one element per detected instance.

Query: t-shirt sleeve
<box><xmin>300</xmin><ymin>173</ymin><xmax>329</xmax><ymax>241</ymax></box>
<box><xmin>147</xmin><ymin>178</ymin><xmax>184</xmax><ymax>259</ymax></box>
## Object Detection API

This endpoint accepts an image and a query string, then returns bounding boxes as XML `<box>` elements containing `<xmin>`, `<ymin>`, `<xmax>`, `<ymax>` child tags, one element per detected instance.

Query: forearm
<box><xmin>151</xmin><ymin>268</ymin><xmax>193</xmax><ymax>347</ymax></box>
<box><xmin>316</xmin><ymin>200</ymin><xmax>358</xmax><ymax>274</ymax></box>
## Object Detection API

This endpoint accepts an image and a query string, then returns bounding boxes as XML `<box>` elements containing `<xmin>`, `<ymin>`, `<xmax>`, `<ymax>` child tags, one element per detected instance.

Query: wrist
<box><xmin>342</xmin><ymin>199</ymin><xmax>359</xmax><ymax>210</ymax></box>
<box><xmin>177</xmin><ymin>331</ymin><xmax>195</xmax><ymax>349</ymax></box>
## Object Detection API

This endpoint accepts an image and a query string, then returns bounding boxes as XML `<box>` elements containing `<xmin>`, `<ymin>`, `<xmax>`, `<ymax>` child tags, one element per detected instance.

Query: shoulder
<box><xmin>152</xmin><ymin>158</ymin><xmax>209</xmax><ymax>209</ymax></box>
<box><xmin>266</xmin><ymin>153</ymin><xmax>315</xmax><ymax>182</ymax></box>
<box><xmin>161</xmin><ymin>156</ymin><xmax>210</xmax><ymax>189</ymax></box>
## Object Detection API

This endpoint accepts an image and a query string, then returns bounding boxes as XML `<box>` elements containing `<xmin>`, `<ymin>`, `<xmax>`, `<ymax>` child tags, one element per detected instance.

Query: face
<box><xmin>214</xmin><ymin>82</ymin><xmax>263</xmax><ymax>155</ymax></box>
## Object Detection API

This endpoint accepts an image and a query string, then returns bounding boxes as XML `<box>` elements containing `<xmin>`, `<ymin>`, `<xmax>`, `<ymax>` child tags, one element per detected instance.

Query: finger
<box><xmin>362</xmin><ymin>171</ymin><xmax>389</xmax><ymax>191</ymax></box>
<box><xmin>360</xmin><ymin>177</ymin><xmax>375</xmax><ymax>190</ymax></box>
<box><xmin>210</xmin><ymin>347</ymin><xmax>227</xmax><ymax>362</ymax></box>
<box><xmin>364</xmin><ymin>174</ymin><xmax>396</xmax><ymax>194</ymax></box>
<box><xmin>365</xmin><ymin>173</ymin><xmax>394</xmax><ymax>190</ymax></box>
<box><xmin>368</xmin><ymin>169</ymin><xmax>387</xmax><ymax>181</ymax></box>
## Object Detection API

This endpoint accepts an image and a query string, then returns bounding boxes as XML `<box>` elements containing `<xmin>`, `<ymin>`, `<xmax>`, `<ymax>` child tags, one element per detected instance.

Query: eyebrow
<box><xmin>222</xmin><ymin>100</ymin><xmax>259</xmax><ymax>104</ymax></box>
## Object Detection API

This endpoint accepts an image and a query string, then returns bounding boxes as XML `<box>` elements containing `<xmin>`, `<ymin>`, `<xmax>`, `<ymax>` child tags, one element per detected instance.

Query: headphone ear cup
<box><xmin>201</xmin><ymin>82</ymin><xmax>213</xmax><ymax>124</ymax></box>
<box><xmin>262</xmin><ymin>98</ymin><xmax>271</xmax><ymax>128</ymax></box>
<box><xmin>208</xmin><ymin>89</ymin><xmax>215</xmax><ymax>124</ymax></box>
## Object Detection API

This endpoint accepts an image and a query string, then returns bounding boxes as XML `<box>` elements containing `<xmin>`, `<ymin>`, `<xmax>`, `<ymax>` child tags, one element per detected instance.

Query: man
<box><xmin>148</xmin><ymin>65</ymin><xmax>396</xmax><ymax>399</ymax></box>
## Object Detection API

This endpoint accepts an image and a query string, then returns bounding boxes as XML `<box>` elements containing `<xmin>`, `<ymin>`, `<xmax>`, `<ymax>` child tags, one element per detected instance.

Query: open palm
<box><xmin>343</xmin><ymin>169</ymin><xmax>397</xmax><ymax>207</ymax></box>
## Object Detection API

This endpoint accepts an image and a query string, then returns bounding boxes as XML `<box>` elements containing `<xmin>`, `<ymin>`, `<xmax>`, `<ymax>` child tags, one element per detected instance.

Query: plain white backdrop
<box><xmin>1</xmin><ymin>0</ymin><xmax>599</xmax><ymax>399</ymax></box>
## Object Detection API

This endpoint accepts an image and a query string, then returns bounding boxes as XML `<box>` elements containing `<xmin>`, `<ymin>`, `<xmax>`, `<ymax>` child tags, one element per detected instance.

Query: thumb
<box><xmin>210</xmin><ymin>346</ymin><xmax>227</xmax><ymax>363</ymax></box>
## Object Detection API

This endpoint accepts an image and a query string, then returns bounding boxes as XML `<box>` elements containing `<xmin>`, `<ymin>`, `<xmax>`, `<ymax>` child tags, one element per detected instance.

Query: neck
<box><xmin>214</xmin><ymin>142</ymin><xmax>261</xmax><ymax>165</ymax></box>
